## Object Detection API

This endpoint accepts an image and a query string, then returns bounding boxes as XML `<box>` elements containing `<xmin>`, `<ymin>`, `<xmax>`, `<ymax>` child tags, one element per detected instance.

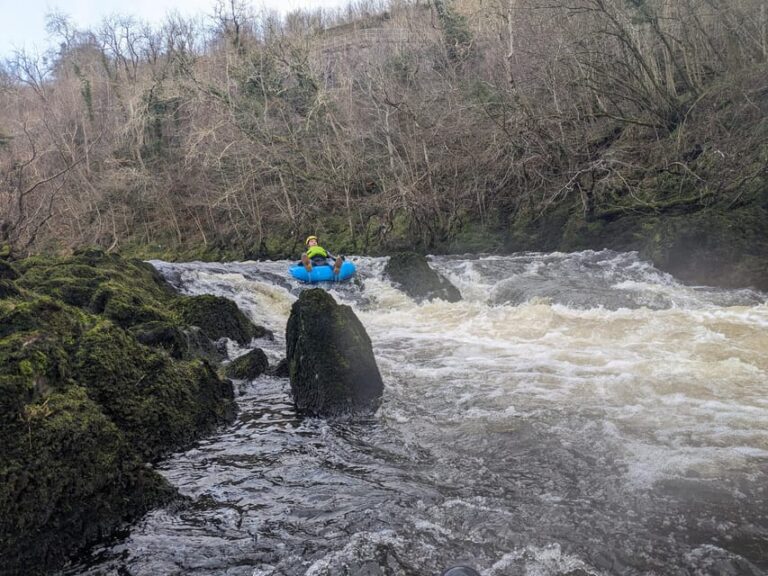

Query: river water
<box><xmin>61</xmin><ymin>251</ymin><xmax>768</xmax><ymax>576</ymax></box>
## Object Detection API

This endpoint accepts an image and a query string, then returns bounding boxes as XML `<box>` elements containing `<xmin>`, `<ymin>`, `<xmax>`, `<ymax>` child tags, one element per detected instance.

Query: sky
<box><xmin>0</xmin><ymin>0</ymin><xmax>351</xmax><ymax>57</ymax></box>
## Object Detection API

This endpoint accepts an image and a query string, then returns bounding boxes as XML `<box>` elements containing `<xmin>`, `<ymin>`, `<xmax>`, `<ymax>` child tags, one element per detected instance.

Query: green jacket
<box><xmin>306</xmin><ymin>245</ymin><xmax>329</xmax><ymax>259</ymax></box>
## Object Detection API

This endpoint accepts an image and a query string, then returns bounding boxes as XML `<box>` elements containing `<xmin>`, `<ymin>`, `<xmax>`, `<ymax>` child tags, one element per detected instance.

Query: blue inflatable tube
<box><xmin>289</xmin><ymin>260</ymin><xmax>356</xmax><ymax>283</ymax></box>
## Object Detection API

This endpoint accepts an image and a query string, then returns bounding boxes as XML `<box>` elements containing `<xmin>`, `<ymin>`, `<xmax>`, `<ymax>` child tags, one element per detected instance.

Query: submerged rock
<box><xmin>384</xmin><ymin>251</ymin><xmax>461</xmax><ymax>302</ymax></box>
<box><xmin>286</xmin><ymin>288</ymin><xmax>383</xmax><ymax>416</ymax></box>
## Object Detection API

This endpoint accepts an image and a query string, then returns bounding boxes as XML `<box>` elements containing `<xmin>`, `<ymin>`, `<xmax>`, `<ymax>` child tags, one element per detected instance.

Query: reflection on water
<box><xmin>62</xmin><ymin>251</ymin><xmax>768</xmax><ymax>576</ymax></box>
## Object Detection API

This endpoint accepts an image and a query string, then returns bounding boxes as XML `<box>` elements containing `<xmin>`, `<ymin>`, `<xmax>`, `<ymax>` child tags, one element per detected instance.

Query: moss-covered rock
<box><xmin>0</xmin><ymin>388</ymin><xmax>175</xmax><ymax>575</ymax></box>
<box><xmin>15</xmin><ymin>248</ymin><xmax>176</xmax><ymax>328</ymax></box>
<box><xmin>0</xmin><ymin>295</ymin><xmax>179</xmax><ymax>576</ymax></box>
<box><xmin>286</xmin><ymin>288</ymin><xmax>383</xmax><ymax>416</ymax></box>
<box><xmin>74</xmin><ymin>321</ymin><xmax>236</xmax><ymax>460</ymax></box>
<box><xmin>130</xmin><ymin>321</ymin><xmax>224</xmax><ymax>362</ymax></box>
<box><xmin>384</xmin><ymin>251</ymin><xmax>462</xmax><ymax>302</ymax></box>
<box><xmin>225</xmin><ymin>348</ymin><xmax>270</xmax><ymax>380</ymax></box>
<box><xmin>0</xmin><ymin>252</ymin><xmax>241</xmax><ymax>575</ymax></box>
<box><xmin>174</xmin><ymin>294</ymin><xmax>272</xmax><ymax>345</ymax></box>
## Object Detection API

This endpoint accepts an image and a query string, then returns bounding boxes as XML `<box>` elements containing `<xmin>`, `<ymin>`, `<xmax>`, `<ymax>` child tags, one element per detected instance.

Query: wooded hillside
<box><xmin>2</xmin><ymin>0</ymin><xmax>766</xmax><ymax>287</ymax></box>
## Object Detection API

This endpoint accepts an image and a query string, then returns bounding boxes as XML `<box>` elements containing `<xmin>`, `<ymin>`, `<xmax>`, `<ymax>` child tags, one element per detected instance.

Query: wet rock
<box><xmin>225</xmin><ymin>348</ymin><xmax>269</xmax><ymax>379</ymax></box>
<box><xmin>268</xmin><ymin>357</ymin><xmax>290</xmax><ymax>378</ymax></box>
<box><xmin>74</xmin><ymin>322</ymin><xmax>237</xmax><ymax>460</ymax></box>
<box><xmin>15</xmin><ymin>250</ymin><xmax>174</xmax><ymax>327</ymax></box>
<box><xmin>0</xmin><ymin>253</ymin><xmax>240</xmax><ymax>575</ymax></box>
<box><xmin>286</xmin><ymin>288</ymin><xmax>383</xmax><ymax>416</ymax></box>
<box><xmin>0</xmin><ymin>387</ymin><xmax>176</xmax><ymax>576</ymax></box>
<box><xmin>384</xmin><ymin>251</ymin><xmax>461</xmax><ymax>302</ymax></box>
<box><xmin>174</xmin><ymin>294</ymin><xmax>272</xmax><ymax>346</ymax></box>
<box><xmin>130</xmin><ymin>321</ymin><xmax>223</xmax><ymax>362</ymax></box>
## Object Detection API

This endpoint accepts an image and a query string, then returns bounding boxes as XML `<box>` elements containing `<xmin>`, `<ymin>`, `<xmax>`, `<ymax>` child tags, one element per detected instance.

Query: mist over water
<box><xmin>61</xmin><ymin>250</ymin><xmax>768</xmax><ymax>576</ymax></box>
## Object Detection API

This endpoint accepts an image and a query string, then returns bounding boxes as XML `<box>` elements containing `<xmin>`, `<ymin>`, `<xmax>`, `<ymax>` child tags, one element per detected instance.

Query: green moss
<box><xmin>0</xmin><ymin>279</ymin><xmax>20</xmax><ymax>299</ymax></box>
<box><xmin>0</xmin><ymin>251</ymin><xmax>240</xmax><ymax>574</ymax></box>
<box><xmin>445</xmin><ymin>220</ymin><xmax>505</xmax><ymax>253</ymax></box>
<box><xmin>174</xmin><ymin>294</ymin><xmax>271</xmax><ymax>346</ymax></box>
<box><xmin>225</xmin><ymin>348</ymin><xmax>269</xmax><ymax>380</ymax></box>
<box><xmin>74</xmin><ymin>321</ymin><xmax>235</xmax><ymax>460</ymax></box>
<box><xmin>0</xmin><ymin>386</ymin><xmax>175</xmax><ymax>575</ymax></box>
<box><xmin>0</xmin><ymin>259</ymin><xmax>19</xmax><ymax>280</ymax></box>
<box><xmin>16</xmin><ymin>249</ymin><xmax>177</xmax><ymax>323</ymax></box>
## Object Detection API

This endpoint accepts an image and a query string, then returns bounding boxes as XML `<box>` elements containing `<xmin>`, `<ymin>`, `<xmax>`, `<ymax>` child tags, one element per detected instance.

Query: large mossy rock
<box><xmin>174</xmin><ymin>294</ymin><xmax>272</xmax><ymax>346</ymax></box>
<box><xmin>15</xmin><ymin>248</ymin><xmax>176</xmax><ymax>328</ymax></box>
<box><xmin>130</xmin><ymin>321</ymin><xmax>224</xmax><ymax>362</ymax></box>
<box><xmin>384</xmin><ymin>251</ymin><xmax>462</xmax><ymax>302</ymax></box>
<box><xmin>0</xmin><ymin>252</ymin><xmax>240</xmax><ymax>575</ymax></box>
<box><xmin>73</xmin><ymin>322</ymin><xmax>236</xmax><ymax>460</ymax></box>
<box><xmin>0</xmin><ymin>388</ymin><xmax>175</xmax><ymax>575</ymax></box>
<box><xmin>286</xmin><ymin>289</ymin><xmax>383</xmax><ymax>416</ymax></box>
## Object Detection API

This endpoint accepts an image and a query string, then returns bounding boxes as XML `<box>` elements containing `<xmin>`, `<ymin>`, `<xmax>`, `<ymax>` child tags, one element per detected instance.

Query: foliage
<box><xmin>0</xmin><ymin>0</ymin><xmax>766</xmax><ymax>288</ymax></box>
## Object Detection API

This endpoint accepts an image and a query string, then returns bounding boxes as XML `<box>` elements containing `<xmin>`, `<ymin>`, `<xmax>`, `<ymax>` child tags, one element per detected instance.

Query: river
<box><xmin>61</xmin><ymin>250</ymin><xmax>768</xmax><ymax>576</ymax></box>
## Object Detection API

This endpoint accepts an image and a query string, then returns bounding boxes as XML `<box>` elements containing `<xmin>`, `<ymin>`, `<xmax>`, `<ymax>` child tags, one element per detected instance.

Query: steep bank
<box><xmin>501</xmin><ymin>69</ymin><xmax>768</xmax><ymax>291</ymax></box>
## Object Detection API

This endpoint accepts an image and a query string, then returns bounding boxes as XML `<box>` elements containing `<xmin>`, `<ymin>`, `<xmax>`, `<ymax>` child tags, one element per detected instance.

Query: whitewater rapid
<box><xmin>61</xmin><ymin>251</ymin><xmax>768</xmax><ymax>576</ymax></box>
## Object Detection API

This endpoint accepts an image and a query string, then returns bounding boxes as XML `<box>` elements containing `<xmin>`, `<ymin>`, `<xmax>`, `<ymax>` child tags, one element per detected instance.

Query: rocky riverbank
<box><xmin>0</xmin><ymin>249</ymin><xmax>273</xmax><ymax>575</ymax></box>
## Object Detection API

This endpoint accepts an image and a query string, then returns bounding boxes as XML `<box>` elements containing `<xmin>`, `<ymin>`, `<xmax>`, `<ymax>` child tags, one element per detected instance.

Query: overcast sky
<box><xmin>0</xmin><ymin>0</ymin><xmax>351</xmax><ymax>57</ymax></box>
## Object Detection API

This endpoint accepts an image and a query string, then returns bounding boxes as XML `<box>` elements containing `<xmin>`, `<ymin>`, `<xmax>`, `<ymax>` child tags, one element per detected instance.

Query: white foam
<box><xmin>488</xmin><ymin>543</ymin><xmax>603</xmax><ymax>576</ymax></box>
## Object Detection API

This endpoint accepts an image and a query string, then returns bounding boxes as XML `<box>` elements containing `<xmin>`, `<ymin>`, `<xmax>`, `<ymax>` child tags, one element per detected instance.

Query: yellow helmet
<box><xmin>305</xmin><ymin>235</ymin><xmax>318</xmax><ymax>246</ymax></box>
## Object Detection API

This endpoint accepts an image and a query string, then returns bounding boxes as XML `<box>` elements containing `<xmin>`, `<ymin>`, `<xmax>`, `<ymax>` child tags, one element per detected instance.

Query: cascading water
<box><xmin>60</xmin><ymin>250</ymin><xmax>768</xmax><ymax>576</ymax></box>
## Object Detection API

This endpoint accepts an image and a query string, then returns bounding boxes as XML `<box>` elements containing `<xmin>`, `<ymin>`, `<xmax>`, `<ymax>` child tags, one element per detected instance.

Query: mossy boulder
<box><xmin>0</xmin><ymin>296</ymin><xmax>179</xmax><ymax>575</ymax></box>
<box><xmin>0</xmin><ymin>252</ymin><xmax>241</xmax><ymax>575</ymax></box>
<box><xmin>15</xmin><ymin>248</ymin><xmax>175</xmax><ymax>328</ymax></box>
<box><xmin>74</xmin><ymin>322</ymin><xmax>236</xmax><ymax>460</ymax></box>
<box><xmin>384</xmin><ymin>251</ymin><xmax>462</xmax><ymax>302</ymax></box>
<box><xmin>0</xmin><ymin>388</ymin><xmax>175</xmax><ymax>575</ymax></box>
<box><xmin>286</xmin><ymin>288</ymin><xmax>383</xmax><ymax>416</ymax></box>
<box><xmin>130</xmin><ymin>321</ymin><xmax>224</xmax><ymax>362</ymax></box>
<box><xmin>225</xmin><ymin>348</ymin><xmax>270</xmax><ymax>380</ymax></box>
<box><xmin>174</xmin><ymin>294</ymin><xmax>272</xmax><ymax>345</ymax></box>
